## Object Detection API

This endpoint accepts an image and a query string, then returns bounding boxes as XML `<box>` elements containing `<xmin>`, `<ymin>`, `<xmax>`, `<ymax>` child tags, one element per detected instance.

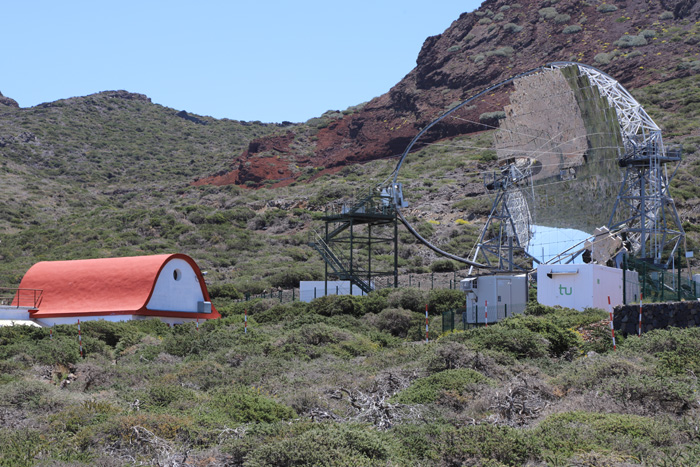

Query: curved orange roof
<box><xmin>17</xmin><ymin>254</ymin><xmax>219</xmax><ymax>319</ymax></box>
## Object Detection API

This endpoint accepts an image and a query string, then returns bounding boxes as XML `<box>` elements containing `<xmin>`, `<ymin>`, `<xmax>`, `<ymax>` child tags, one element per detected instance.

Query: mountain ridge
<box><xmin>195</xmin><ymin>0</ymin><xmax>699</xmax><ymax>187</ymax></box>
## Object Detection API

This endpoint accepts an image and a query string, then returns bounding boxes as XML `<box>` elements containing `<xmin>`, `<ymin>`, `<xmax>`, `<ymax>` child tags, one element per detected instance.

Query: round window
<box><xmin>173</xmin><ymin>269</ymin><xmax>182</xmax><ymax>281</ymax></box>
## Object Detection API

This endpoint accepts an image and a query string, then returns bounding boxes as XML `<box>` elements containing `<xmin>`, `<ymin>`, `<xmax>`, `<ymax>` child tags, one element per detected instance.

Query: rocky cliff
<box><xmin>198</xmin><ymin>0</ymin><xmax>700</xmax><ymax>187</ymax></box>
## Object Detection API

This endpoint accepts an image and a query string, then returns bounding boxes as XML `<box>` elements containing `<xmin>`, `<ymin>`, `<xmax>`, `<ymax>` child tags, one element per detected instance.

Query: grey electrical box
<box><xmin>460</xmin><ymin>275</ymin><xmax>528</xmax><ymax>324</ymax></box>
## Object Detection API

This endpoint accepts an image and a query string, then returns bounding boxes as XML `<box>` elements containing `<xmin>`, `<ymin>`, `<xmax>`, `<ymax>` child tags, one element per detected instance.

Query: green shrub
<box><xmin>142</xmin><ymin>383</ymin><xmax>196</xmax><ymax>409</ymax></box>
<box><xmin>245</xmin><ymin>423</ymin><xmax>390</xmax><ymax>466</ymax></box>
<box><xmin>391</xmin><ymin>368</ymin><xmax>493</xmax><ymax>404</ymax></box>
<box><xmin>503</xmin><ymin>23</ymin><xmax>523</xmax><ymax>33</ymax></box>
<box><xmin>562</xmin><ymin>25</ymin><xmax>582</xmax><ymax>34</ymax></box>
<box><xmin>308</xmin><ymin>294</ymin><xmax>366</xmax><ymax>317</ymax></box>
<box><xmin>619</xmin><ymin>327</ymin><xmax>700</xmax><ymax>375</ymax></box>
<box><xmin>594</xmin><ymin>52</ymin><xmax>614</xmax><ymax>65</ymax></box>
<box><xmin>0</xmin><ymin>379</ymin><xmax>64</xmax><ymax>411</ymax></box>
<box><xmin>375</xmin><ymin>308</ymin><xmax>414</xmax><ymax>337</ymax></box>
<box><xmin>502</xmin><ymin>314</ymin><xmax>582</xmax><ymax>357</ymax></box>
<box><xmin>162</xmin><ymin>322</ymin><xmax>221</xmax><ymax>357</ymax></box>
<box><xmin>554</xmin><ymin>13</ymin><xmax>570</xmax><ymax>24</ymax></box>
<box><xmin>539</xmin><ymin>7</ymin><xmax>558</xmax><ymax>20</ymax></box>
<box><xmin>0</xmin><ymin>429</ymin><xmax>49</xmax><ymax>467</ymax></box>
<box><xmin>208</xmin><ymin>385</ymin><xmax>297</xmax><ymax>424</ymax></box>
<box><xmin>452</xmin><ymin>325</ymin><xmax>550</xmax><ymax>359</ymax></box>
<box><xmin>614</xmin><ymin>34</ymin><xmax>648</xmax><ymax>48</ymax></box>
<box><xmin>487</xmin><ymin>46</ymin><xmax>514</xmax><ymax>57</ymax></box>
<box><xmin>387</xmin><ymin>288</ymin><xmax>427</xmax><ymax>313</ymax></box>
<box><xmin>428</xmin><ymin>289</ymin><xmax>465</xmax><ymax>314</ymax></box>
<box><xmin>533</xmin><ymin>411</ymin><xmax>673</xmax><ymax>458</ymax></box>
<box><xmin>250</xmin><ymin>301</ymin><xmax>309</xmax><ymax>324</ymax></box>
<box><xmin>597</xmin><ymin>4</ymin><xmax>618</xmax><ymax>13</ymax></box>
<box><xmin>479</xmin><ymin>111</ymin><xmax>506</xmax><ymax>123</ymax></box>
<box><xmin>429</xmin><ymin>259</ymin><xmax>458</xmax><ymax>272</ymax></box>
<box><xmin>268</xmin><ymin>265</ymin><xmax>320</xmax><ymax>289</ymax></box>
<box><xmin>660</xmin><ymin>11</ymin><xmax>674</xmax><ymax>20</ymax></box>
<box><xmin>448</xmin><ymin>424</ymin><xmax>535</xmax><ymax>465</ymax></box>
<box><xmin>208</xmin><ymin>283</ymin><xmax>242</xmax><ymax>300</ymax></box>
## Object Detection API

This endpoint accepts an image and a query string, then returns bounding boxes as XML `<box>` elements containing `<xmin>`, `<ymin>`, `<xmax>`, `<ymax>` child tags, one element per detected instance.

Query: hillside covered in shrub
<box><xmin>1</xmin><ymin>293</ymin><xmax>699</xmax><ymax>466</ymax></box>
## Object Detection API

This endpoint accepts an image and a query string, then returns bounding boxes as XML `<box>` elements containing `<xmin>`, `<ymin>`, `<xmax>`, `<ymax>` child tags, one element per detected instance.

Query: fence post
<box><xmin>608</xmin><ymin>296</ymin><xmax>616</xmax><ymax>351</ymax></box>
<box><xmin>78</xmin><ymin>319</ymin><xmax>83</xmax><ymax>359</ymax></box>
<box><xmin>425</xmin><ymin>304</ymin><xmax>429</xmax><ymax>343</ymax></box>
<box><xmin>638</xmin><ymin>293</ymin><xmax>643</xmax><ymax>337</ymax></box>
<box><xmin>431</xmin><ymin>273</ymin><xmax>434</xmax><ymax>290</ymax></box>
<box><xmin>678</xmin><ymin>247</ymin><xmax>682</xmax><ymax>302</ymax></box>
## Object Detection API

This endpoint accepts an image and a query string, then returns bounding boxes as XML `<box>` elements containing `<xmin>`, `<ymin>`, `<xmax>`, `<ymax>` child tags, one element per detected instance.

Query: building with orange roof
<box><xmin>2</xmin><ymin>254</ymin><xmax>219</xmax><ymax>326</ymax></box>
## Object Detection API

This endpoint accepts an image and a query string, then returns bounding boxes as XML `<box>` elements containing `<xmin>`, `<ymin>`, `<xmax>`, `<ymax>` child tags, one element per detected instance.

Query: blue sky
<box><xmin>3</xmin><ymin>1</ymin><xmax>482</xmax><ymax>123</ymax></box>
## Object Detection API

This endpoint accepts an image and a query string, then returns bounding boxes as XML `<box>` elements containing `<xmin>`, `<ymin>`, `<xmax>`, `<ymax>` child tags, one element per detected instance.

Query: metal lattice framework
<box><xmin>467</xmin><ymin>162</ymin><xmax>534</xmax><ymax>272</ymax></box>
<box><xmin>549</xmin><ymin>63</ymin><xmax>684</xmax><ymax>265</ymax></box>
<box><xmin>382</xmin><ymin>61</ymin><xmax>683</xmax><ymax>270</ymax></box>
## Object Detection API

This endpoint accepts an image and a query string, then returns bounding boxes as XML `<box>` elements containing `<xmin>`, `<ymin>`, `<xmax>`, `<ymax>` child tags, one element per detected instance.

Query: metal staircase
<box><xmin>309</xmin><ymin>232</ymin><xmax>373</xmax><ymax>294</ymax></box>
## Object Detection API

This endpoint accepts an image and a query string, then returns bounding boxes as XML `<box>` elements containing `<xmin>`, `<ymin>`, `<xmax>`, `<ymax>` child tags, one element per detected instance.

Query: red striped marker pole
<box><xmin>49</xmin><ymin>326</ymin><xmax>53</xmax><ymax>340</ymax></box>
<box><xmin>425</xmin><ymin>304</ymin><xmax>429</xmax><ymax>343</ymax></box>
<box><xmin>244</xmin><ymin>309</ymin><xmax>248</xmax><ymax>334</ymax></box>
<box><xmin>484</xmin><ymin>300</ymin><xmax>488</xmax><ymax>327</ymax></box>
<box><xmin>608</xmin><ymin>296</ymin><xmax>616</xmax><ymax>351</ymax></box>
<box><xmin>638</xmin><ymin>293</ymin><xmax>643</xmax><ymax>337</ymax></box>
<box><xmin>196</xmin><ymin>318</ymin><xmax>199</xmax><ymax>331</ymax></box>
<box><xmin>78</xmin><ymin>319</ymin><xmax>84</xmax><ymax>358</ymax></box>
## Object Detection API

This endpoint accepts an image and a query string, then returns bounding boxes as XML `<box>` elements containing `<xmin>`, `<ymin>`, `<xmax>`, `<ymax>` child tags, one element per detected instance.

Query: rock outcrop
<box><xmin>199</xmin><ymin>0</ymin><xmax>700</xmax><ymax>187</ymax></box>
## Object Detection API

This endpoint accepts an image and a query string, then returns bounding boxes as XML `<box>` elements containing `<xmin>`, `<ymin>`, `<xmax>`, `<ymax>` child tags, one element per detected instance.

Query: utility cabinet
<box><xmin>460</xmin><ymin>275</ymin><xmax>528</xmax><ymax>324</ymax></box>
<box><xmin>537</xmin><ymin>264</ymin><xmax>639</xmax><ymax>311</ymax></box>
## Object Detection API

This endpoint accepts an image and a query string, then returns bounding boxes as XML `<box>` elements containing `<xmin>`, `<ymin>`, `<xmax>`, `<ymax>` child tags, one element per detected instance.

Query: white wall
<box><xmin>147</xmin><ymin>258</ymin><xmax>205</xmax><ymax>313</ymax></box>
<box><xmin>36</xmin><ymin>315</ymin><xmax>138</xmax><ymax>326</ymax></box>
<box><xmin>35</xmin><ymin>315</ymin><xmax>201</xmax><ymax>327</ymax></box>
<box><xmin>537</xmin><ymin>264</ymin><xmax>624</xmax><ymax>311</ymax></box>
<box><xmin>0</xmin><ymin>306</ymin><xmax>33</xmax><ymax>320</ymax></box>
<box><xmin>299</xmin><ymin>281</ymin><xmax>368</xmax><ymax>302</ymax></box>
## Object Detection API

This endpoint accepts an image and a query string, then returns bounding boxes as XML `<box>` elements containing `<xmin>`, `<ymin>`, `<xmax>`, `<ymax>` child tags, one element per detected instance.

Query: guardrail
<box><xmin>0</xmin><ymin>288</ymin><xmax>43</xmax><ymax>308</ymax></box>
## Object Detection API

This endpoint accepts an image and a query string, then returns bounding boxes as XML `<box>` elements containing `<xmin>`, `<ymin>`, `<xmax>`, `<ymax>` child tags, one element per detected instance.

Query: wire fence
<box><xmin>623</xmin><ymin>256</ymin><xmax>700</xmax><ymax>303</ymax></box>
<box><xmin>237</xmin><ymin>270</ymin><xmax>471</xmax><ymax>303</ymax></box>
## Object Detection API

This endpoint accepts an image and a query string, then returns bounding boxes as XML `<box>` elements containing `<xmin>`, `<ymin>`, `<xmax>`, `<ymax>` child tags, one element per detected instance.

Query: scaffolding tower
<box><xmin>309</xmin><ymin>187</ymin><xmax>400</xmax><ymax>294</ymax></box>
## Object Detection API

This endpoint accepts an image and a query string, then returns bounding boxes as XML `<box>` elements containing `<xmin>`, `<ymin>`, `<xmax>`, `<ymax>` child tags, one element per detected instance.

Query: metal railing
<box><xmin>0</xmin><ymin>288</ymin><xmax>43</xmax><ymax>308</ymax></box>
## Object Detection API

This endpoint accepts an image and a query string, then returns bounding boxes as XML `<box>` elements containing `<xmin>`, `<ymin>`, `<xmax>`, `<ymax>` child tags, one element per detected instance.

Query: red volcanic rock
<box><xmin>198</xmin><ymin>0</ymin><xmax>700</xmax><ymax>187</ymax></box>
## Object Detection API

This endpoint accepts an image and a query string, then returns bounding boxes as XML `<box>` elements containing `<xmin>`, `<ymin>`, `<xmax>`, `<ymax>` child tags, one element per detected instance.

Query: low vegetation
<box><xmin>1</xmin><ymin>298</ymin><xmax>699</xmax><ymax>465</ymax></box>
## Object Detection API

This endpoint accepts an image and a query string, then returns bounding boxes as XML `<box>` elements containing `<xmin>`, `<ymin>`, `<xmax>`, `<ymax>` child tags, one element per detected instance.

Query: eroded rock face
<box><xmin>199</xmin><ymin>0</ymin><xmax>700</xmax><ymax>187</ymax></box>
<box><xmin>0</xmin><ymin>91</ymin><xmax>19</xmax><ymax>108</ymax></box>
